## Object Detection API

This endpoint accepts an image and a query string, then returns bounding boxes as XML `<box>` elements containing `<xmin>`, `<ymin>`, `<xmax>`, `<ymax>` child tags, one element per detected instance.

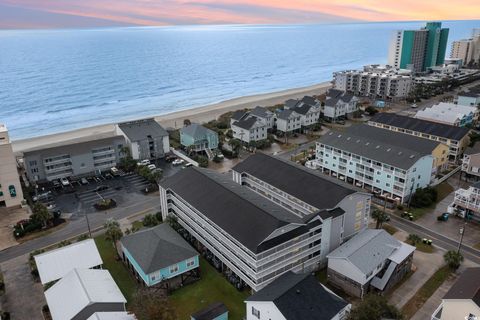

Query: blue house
<box><xmin>180</xmin><ymin>123</ymin><xmax>219</xmax><ymax>152</ymax></box>
<box><xmin>191</xmin><ymin>302</ymin><xmax>228</xmax><ymax>320</ymax></box>
<box><xmin>120</xmin><ymin>223</ymin><xmax>199</xmax><ymax>288</ymax></box>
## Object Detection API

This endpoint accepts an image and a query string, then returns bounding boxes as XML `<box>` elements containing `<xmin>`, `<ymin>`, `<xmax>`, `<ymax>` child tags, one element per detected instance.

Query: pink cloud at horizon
<box><xmin>0</xmin><ymin>0</ymin><xmax>479</xmax><ymax>29</ymax></box>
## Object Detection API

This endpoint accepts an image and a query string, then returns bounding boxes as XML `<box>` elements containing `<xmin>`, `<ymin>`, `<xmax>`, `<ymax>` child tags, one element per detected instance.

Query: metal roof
<box><xmin>45</xmin><ymin>269</ymin><xmax>126</xmax><ymax>320</ymax></box>
<box><xmin>160</xmin><ymin>167</ymin><xmax>306</xmax><ymax>253</ymax></box>
<box><xmin>34</xmin><ymin>239</ymin><xmax>103</xmax><ymax>284</ymax></box>
<box><xmin>120</xmin><ymin>224</ymin><xmax>198</xmax><ymax>274</ymax></box>
<box><xmin>232</xmin><ymin>153</ymin><xmax>356</xmax><ymax>210</ymax></box>
<box><xmin>369</xmin><ymin>113</ymin><xmax>470</xmax><ymax>141</ymax></box>
<box><xmin>117</xmin><ymin>118</ymin><xmax>168</xmax><ymax>141</ymax></box>
<box><xmin>87</xmin><ymin>312</ymin><xmax>136</xmax><ymax>320</ymax></box>
<box><xmin>246</xmin><ymin>272</ymin><xmax>349</xmax><ymax>320</ymax></box>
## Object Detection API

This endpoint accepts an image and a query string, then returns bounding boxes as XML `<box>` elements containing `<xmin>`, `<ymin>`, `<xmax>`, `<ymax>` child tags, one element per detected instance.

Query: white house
<box><xmin>284</xmin><ymin>96</ymin><xmax>321</xmax><ymax>128</ymax></box>
<box><xmin>457</xmin><ymin>87</ymin><xmax>480</xmax><ymax>107</ymax></box>
<box><xmin>275</xmin><ymin>109</ymin><xmax>302</xmax><ymax>133</ymax></box>
<box><xmin>415</xmin><ymin>102</ymin><xmax>478</xmax><ymax>127</ymax></box>
<box><xmin>432</xmin><ymin>268</ymin><xmax>480</xmax><ymax>320</ymax></box>
<box><xmin>324</xmin><ymin>89</ymin><xmax>359</xmax><ymax>121</ymax></box>
<box><xmin>447</xmin><ymin>181</ymin><xmax>480</xmax><ymax>222</ymax></box>
<box><xmin>45</xmin><ymin>268</ymin><xmax>127</xmax><ymax>320</ymax></box>
<box><xmin>245</xmin><ymin>272</ymin><xmax>351</xmax><ymax>320</ymax></box>
<box><xmin>327</xmin><ymin>229</ymin><xmax>415</xmax><ymax>298</ymax></box>
<box><xmin>34</xmin><ymin>239</ymin><xmax>103</xmax><ymax>285</ymax></box>
<box><xmin>250</xmin><ymin>106</ymin><xmax>275</xmax><ymax>129</ymax></box>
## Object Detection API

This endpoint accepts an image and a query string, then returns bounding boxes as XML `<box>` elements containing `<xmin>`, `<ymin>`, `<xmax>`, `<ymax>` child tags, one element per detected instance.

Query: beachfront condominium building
<box><xmin>231</xmin><ymin>153</ymin><xmax>371</xmax><ymax>258</ymax></box>
<box><xmin>0</xmin><ymin>124</ymin><xmax>23</xmax><ymax>208</ymax></box>
<box><xmin>368</xmin><ymin>113</ymin><xmax>470</xmax><ymax>161</ymax></box>
<box><xmin>316</xmin><ymin>125</ymin><xmax>440</xmax><ymax>203</ymax></box>
<box><xmin>116</xmin><ymin>118</ymin><xmax>170</xmax><ymax>160</ymax></box>
<box><xmin>388</xmin><ymin>22</ymin><xmax>449</xmax><ymax>73</ymax></box>
<box><xmin>450</xmin><ymin>29</ymin><xmax>480</xmax><ymax>66</ymax></box>
<box><xmin>23</xmin><ymin>134</ymin><xmax>126</xmax><ymax>182</ymax></box>
<box><xmin>414</xmin><ymin>102</ymin><xmax>478</xmax><ymax>127</ymax></box>
<box><xmin>332</xmin><ymin>65</ymin><xmax>413</xmax><ymax>100</ymax></box>
<box><xmin>323</xmin><ymin>89</ymin><xmax>359</xmax><ymax>121</ymax></box>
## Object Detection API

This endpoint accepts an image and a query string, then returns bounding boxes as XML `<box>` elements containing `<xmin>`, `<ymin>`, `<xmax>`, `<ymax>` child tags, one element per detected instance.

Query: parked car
<box><xmin>33</xmin><ymin>191</ymin><xmax>52</xmax><ymax>202</ymax></box>
<box><xmin>60</xmin><ymin>177</ymin><xmax>70</xmax><ymax>186</ymax></box>
<box><xmin>94</xmin><ymin>185</ymin><xmax>109</xmax><ymax>192</ymax></box>
<box><xmin>182</xmin><ymin>163</ymin><xmax>193</xmax><ymax>169</ymax></box>
<box><xmin>80</xmin><ymin>178</ymin><xmax>89</xmax><ymax>185</ymax></box>
<box><xmin>165</xmin><ymin>155</ymin><xmax>177</xmax><ymax>163</ymax></box>
<box><xmin>437</xmin><ymin>212</ymin><xmax>449</xmax><ymax>222</ymax></box>
<box><xmin>172</xmin><ymin>159</ymin><xmax>184</xmax><ymax>166</ymax></box>
<box><xmin>147</xmin><ymin>164</ymin><xmax>157</xmax><ymax>171</ymax></box>
<box><xmin>110</xmin><ymin>167</ymin><xmax>119</xmax><ymax>176</ymax></box>
<box><xmin>52</xmin><ymin>180</ymin><xmax>61</xmax><ymax>189</ymax></box>
<box><xmin>137</xmin><ymin>159</ymin><xmax>151</xmax><ymax>166</ymax></box>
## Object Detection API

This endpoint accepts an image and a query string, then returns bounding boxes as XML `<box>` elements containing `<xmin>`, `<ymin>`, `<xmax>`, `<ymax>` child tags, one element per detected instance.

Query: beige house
<box><xmin>0</xmin><ymin>124</ymin><xmax>23</xmax><ymax>208</ymax></box>
<box><xmin>462</xmin><ymin>144</ymin><xmax>480</xmax><ymax>179</ymax></box>
<box><xmin>432</xmin><ymin>268</ymin><xmax>480</xmax><ymax>320</ymax></box>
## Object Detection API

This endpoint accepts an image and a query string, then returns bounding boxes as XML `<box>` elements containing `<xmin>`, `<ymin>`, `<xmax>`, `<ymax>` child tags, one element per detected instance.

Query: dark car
<box><xmin>94</xmin><ymin>185</ymin><xmax>109</xmax><ymax>192</ymax></box>
<box><xmin>165</xmin><ymin>155</ymin><xmax>177</xmax><ymax>163</ymax></box>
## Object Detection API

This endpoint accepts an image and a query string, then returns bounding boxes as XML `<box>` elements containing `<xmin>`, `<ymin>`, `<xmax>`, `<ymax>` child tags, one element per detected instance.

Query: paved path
<box><xmin>1</xmin><ymin>255</ymin><xmax>45</xmax><ymax>320</ymax></box>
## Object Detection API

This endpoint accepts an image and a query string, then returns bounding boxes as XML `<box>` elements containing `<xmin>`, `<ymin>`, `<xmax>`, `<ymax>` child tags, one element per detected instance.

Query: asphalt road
<box><xmin>389</xmin><ymin>214</ymin><xmax>480</xmax><ymax>265</ymax></box>
<box><xmin>0</xmin><ymin>196</ymin><xmax>159</xmax><ymax>263</ymax></box>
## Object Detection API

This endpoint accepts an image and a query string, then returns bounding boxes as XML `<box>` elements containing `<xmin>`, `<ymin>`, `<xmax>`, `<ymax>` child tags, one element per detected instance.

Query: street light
<box><xmin>457</xmin><ymin>217</ymin><xmax>467</xmax><ymax>254</ymax></box>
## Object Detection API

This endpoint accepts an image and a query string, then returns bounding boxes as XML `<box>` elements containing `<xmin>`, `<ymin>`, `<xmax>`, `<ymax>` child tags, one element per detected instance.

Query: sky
<box><xmin>0</xmin><ymin>0</ymin><xmax>479</xmax><ymax>29</ymax></box>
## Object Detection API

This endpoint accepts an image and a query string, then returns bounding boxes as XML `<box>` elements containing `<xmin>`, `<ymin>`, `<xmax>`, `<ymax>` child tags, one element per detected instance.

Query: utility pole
<box><xmin>407</xmin><ymin>177</ymin><xmax>415</xmax><ymax>209</ymax></box>
<box><xmin>457</xmin><ymin>219</ymin><xmax>467</xmax><ymax>254</ymax></box>
<box><xmin>85</xmin><ymin>212</ymin><xmax>92</xmax><ymax>238</ymax></box>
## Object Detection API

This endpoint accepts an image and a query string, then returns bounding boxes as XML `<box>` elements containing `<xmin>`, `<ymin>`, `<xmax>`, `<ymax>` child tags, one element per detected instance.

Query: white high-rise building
<box><xmin>0</xmin><ymin>124</ymin><xmax>23</xmax><ymax>208</ymax></box>
<box><xmin>450</xmin><ymin>29</ymin><xmax>480</xmax><ymax>66</ymax></box>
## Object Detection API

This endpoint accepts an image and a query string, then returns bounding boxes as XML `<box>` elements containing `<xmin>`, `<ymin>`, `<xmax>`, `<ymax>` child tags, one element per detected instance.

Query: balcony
<box><xmin>92</xmin><ymin>149</ymin><xmax>115</xmax><ymax>157</ymax></box>
<box><xmin>43</xmin><ymin>156</ymin><xmax>71</xmax><ymax>166</ymax></box>
<box><xmin>45</xmin><ymin>164</ymin><xmax>72</xmax><ymax>174</ymax></box>
<box><xmin>93</xmin><ymin>154</ymin><xmax>116</xmax><ymax>164</ymax></box>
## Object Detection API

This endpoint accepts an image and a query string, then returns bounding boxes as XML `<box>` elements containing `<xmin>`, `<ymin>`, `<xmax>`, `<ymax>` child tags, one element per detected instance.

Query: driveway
<box><xmin>1</xmin><ymin>255</ymin><xmax>45</xmax><ymax>320</ymax></box>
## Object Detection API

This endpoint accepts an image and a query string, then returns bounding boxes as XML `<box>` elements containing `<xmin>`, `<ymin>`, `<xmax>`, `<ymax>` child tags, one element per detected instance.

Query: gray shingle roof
<box><xmin>443</xmin><ymin>268</ymin><xmax>480</xmax><ymax>307</ymax></box>
<box><xmin>180</xmin><ymin>123</ymin><xmax>217</xmax><ymax>139</ymax></box>
<box><xmin>232</xmin><ymin>117</ymin><xmax>258</xmax><ymax>130</ymax></box>
<box><xmin>301</xmin><ymin>96</ymin><xmax>318</xmax><ymax>106</ymax></box>
<box><xmin>292</xmin><ymin>104</ymin><xmax>313</xmax><ymax>115</ymax></box>
<box><xmin>285</xmin><ymin>99</ymin><xmax>301</xmax><ymax>109</ymax></box>
<box><xmin>120</xmin><ymin>224</ymin><xmax>198</xmax><ymax>274</ymax></box>
<box><xmin>159</xmin><ymin>167</ymin><xmax>306</xmax><ymax>253</ymax></box>
<box><xmin>369</xmin><ymin>113</ymin><xmax>470</xmax><ymax>141</ymax></box>
<box><xmin>246</xmin><ymin>272</ymin><xmax>348</xmax><ymax>320</ymax></box>
<box><xmin>191</xmin><ymin>302</ymin><xmax>227</xmax><ymax>320</ymax></box>
<box><xmin>276</xmin><ymin>109</ymin><xmax>298</xmax><ymax>120</ymax></box>
<box><xmin>233</xmin><ymin>153</ymin><xmax>356</xmax><ymax>210</ymax></box>
<box><xmin>327</xmin><ymin>229</ymin><xmax>400</xmax><ymax>275</ymax></box>
<box><xmin>319</xmin><ymin>124</ymin><xmax>437</xmax><ymax>169</ymax></box>
<box><xmin>325</xmin><ymin>89</ymin><xmax>355</xmax><ymax>106</ymax></box>
<box><xmin>118</xmin><ymin>118</ymin><xmax>168</xmax><ymax>141</ymax></box>
<box><xmin>250</xmin><ymin>106</ymin><xmax>272</xmax><ymax>118</ymax></box>
<box><xmin>231</xmin><ymin>110</ymin><xmax>248</xmax><ymax>121</ymax></box>
<box><xmin>465</xmin><ymin>143</ymin><xmax>480</xmax><ymax>155</ymax></box>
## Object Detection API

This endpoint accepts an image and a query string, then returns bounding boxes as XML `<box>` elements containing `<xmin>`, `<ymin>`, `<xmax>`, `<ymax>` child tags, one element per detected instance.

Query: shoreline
<box><xmin>12</xmin><ymin>81</ymin><xmax>331</xmax><ymax>154</ymax></box>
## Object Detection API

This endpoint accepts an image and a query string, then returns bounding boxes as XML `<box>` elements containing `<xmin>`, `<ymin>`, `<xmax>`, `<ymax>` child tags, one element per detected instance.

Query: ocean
<box><xmin>0</xmin><ymin>20</ymin><xmax>479</xmax><ymax>140</ymax></box>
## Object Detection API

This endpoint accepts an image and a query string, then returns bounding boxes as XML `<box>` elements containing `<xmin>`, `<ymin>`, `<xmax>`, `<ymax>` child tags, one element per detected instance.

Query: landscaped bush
<box><xmin>155</xmin><ymin>211</ymin><xmax>163</xmax><ymax>223</ymax></box>
<box><xmin>410</xmin><ymin>187</ymin><xmax>438</xmax><ymax>208</ymax></box>
<box><xmin>13</xmin><ymin>219</ymin><xmax>42</xmax><ymax>238</ymax></box>
<box><xmin>142</xmin><ymin>214</ymin><xmax>159</xmax><ymax>227</ymax></box>
<box><xmin>194</xmin><ymin>155</ymin><xmax>209</xmax><ymax>168</ymax></box>
<box><xmin>365</xmin><ymin>106</ymin><xmax>379</xmax><ymax>116</ymax></box>
<box><xmin>255</xmin><ymin>139</ymin><xmax>272</xmax><ymax>150</ymax></box>
<box><xmin>94</xmin><ymin>199</ymin><xmax>117</xmax><ymax>210</ymax></box>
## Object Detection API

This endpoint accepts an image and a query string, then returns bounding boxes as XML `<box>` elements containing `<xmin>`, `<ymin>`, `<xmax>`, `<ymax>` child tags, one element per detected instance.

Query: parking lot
<box><xmin>33</xmin><ymin>158</ymin><xmax>183</xmax><ymax>218</ymax></box>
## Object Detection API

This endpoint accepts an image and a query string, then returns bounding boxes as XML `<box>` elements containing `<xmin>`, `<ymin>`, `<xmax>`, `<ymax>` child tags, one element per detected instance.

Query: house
<box><xmin>180</xmin><ymin>123</ymin><xmax>219</xmax><ymax>153</ymax></box>
<box><xmin>23</xmin><ymin>134</ymin><xmax>126</xmax><ymax>182</ymax></box>
<box><xmin>245</xmin><ymin>272</ymin><xmax>351</xmax><ymax>320</ymax></box>
<box><xmin>34</xmin><ymin>239</ymin><xmax>103</xmax><ymax>285</ymax></box>
<box><xmin>45</xmin><ymin>268</ymin><xmax>127</xmax><ymax>320</ymax></box>
<box><xmin>230</xmin><ymin>109</ymin><xmax>269</xmax><ymax>144</ymax></box>
<box><xmin>284</xmin><ymin>96</ymin><xmax>321</xmax><ymax>129</ymax></box>
<box><xmin>191</xmin><ymin>302</ymin><xmax>228</xmax><ymax>320</ymax></box>
<box><xmin>368</xmin><ymin>113</ymin><xmax>470</xmax><ymax>161</ymax></box>
<box><xmin>327</xmin><ymin>229</ymin><xmax>415</xmax><ymax>298</ymax></box>
<box><xmin>116</xmin><ymin>118</ymin><xmax>170</xmax><ymax>160</ymax></box>
<box><xmin>232</xmin><ymin>153</ymin><xmax>371</xmax><ymax>261</ymax></box>
<box><xmin>275</xmin><ymin>109</ymin><xmax>302</xmax><ymax>134</ymax></box>
<box><xmin>447</xmin><ymin>181</ymin><xmax>480</xmax><ymax>222</ymax></box>
<box><xmin>432</xmin><ymin>268</ymin><xmax>480</xmax><ymax>320</ymax></box>
<box><xmin>87</xmin><ymin>312</ymin><xmax>136</xmax><ymax>320</ymax></box>
<box><xmin>250</xmin><ymin>106</ymin><xmax>275</xmax><ymax>129</ymax></box>
<box><xmin>324</xmin><ymin>89</ymin><xmax>359</xmax><ymax>121</ymax></box>
<box><xmin>415</xmin><ymin>102</ymin><xmax>478</xmax><ymax>127</ymax></box>
<box><xmin>461</xmin><ymin>144</ymin><xmax>480</xmax><ymax>179</ymax></box>
<box><xmin>120</xmin><ymin>223</ymin><xmax>199</xmax><ymax>288</ymax></box>
<box><xmin>316</xmin><ymin>125</ymin><xmax>446</xmax><ymax>203</ymax></box>
<box><xmin>457</xmin><ymin>85</ymin><xmax>480</xmax><ymax>107</ymax></box>
<box><xmin>159</xmin><ymin>167</ymin><xmax>327</xmax><ymax>291</ymax></box>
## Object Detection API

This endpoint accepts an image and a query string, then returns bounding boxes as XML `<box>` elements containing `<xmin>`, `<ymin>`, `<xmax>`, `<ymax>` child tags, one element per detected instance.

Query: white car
<box><xmin>137</xmin><ymin>159</ymin><xmax>151</xmax><ymax>166</ymax></box>
<box><xmin>172</xmin><ymin>159</ymin><xmax>184</xmax><ymax>166</ymax></box>
<box><xmin>147</xmin><ymin>164</ymin><xmax>157</xmax><ymax>171</ymax></box>
<box><xmin>60</xmin><ymin>177</ymin><xmax>70</xmax><ymax>186</ymax></box>
<box><xmin>110</xmin><ymin>167</ymin><xmax>119</xmax><ymax>175</ymax></box>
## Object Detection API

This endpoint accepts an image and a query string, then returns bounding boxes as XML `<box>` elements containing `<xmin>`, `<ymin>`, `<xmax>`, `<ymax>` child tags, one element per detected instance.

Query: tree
<box><xmin>142</xmin><ymin>214</ymin><xmax>159</xmax><ymax>227</ymax></box>
<box><xmin>410</xmin><ymin>187</ymin><xmax>438</xmax><ymax>208</ymax></box>
<box><xmin>407</xmin><ymin>234</ymin><xmax>422</xmax><ymax>245</ymax></box>
<box><xmin>131</xmin><ymin>288</ymin><xmax>176</xmax><ymax>320</ymax></box>
<box><xmin>183</xmin><ymin>119</ymin><xmax>191</xmax><ymax>127</ymax></box>
<box><xmin>371</xmin><ymin>209</ymin><xmax>389</xmax><ymax>229</ymax></box>
<box><xmin>104</xmin><ymin>219</ymin><xmax>123</xmax><ymax>253</ymax></box>
<box><xmin>228</xmin><ymin>138</ymin><xmax>242</xmax><ymax>156</ymax></box>
<box><xmin>365</xmin><ymin>106</ymin><xmax>378</xmax><ymax>116</ymax></box>
<box><xmin>119</xmin><ymin>146</ymin><xmax>137</xmax><ymax>172</ymax></box>
<box><xmin>444</xmin><ymin>250</ymin><xmax>464</xmax><ymax>270</ymax></box>
<box><xmin>31</xmin><ymin>203</ymin><xmax>53</xmax><ymax>227</ymax></box>
<box><xmin>348</xmin><ymin>294</ymin><xmax>403</xmax><ymax>320</ymax></box>
<box><xmin>165</xmin><ymin>214</ymin><xmax>181</xmax><ymax>231</ymax></box>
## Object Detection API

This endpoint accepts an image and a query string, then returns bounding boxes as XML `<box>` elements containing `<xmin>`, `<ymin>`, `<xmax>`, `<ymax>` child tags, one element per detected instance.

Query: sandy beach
<box><xmin>12</xmin><ymin>81</ymin><xmax>331</xmax><ymax>154</ymax></box>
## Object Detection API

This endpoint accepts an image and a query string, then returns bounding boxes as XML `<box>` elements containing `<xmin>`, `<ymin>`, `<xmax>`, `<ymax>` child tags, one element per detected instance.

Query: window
<box><xmin>252</xmin><ymin>307</ymin><xmax>260</xmax><ymax>319</ymax></box>
<box><xmin>169</xmin><ymin>264</ymin><xmax>179</xmax><ymax>274</ymax></box>
<box><xmin>186</xmin><ymin>258</ymin><xmax>195</xmax><ymax>268</ymax></box>
<box><xmin>29</xmin><ymin>160</ymin><xmax>37</xmax><ymax>166</ymax></box>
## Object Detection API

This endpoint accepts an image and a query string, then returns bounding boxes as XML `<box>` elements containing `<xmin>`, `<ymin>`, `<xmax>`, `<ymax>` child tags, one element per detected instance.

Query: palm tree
<box><xmin>371</xmin><ymin>209</ymin><xmax>389</xmax><ymax>229</ymax></box>
<box><xmin>444</xmin><ymin>250</ymin><xmax>464</xmax><ymax>270</ymax></box>
<box><xmin>104</xmin><ymin>219</ymin><xmax>123</xmax><ymax>255</ymax></box>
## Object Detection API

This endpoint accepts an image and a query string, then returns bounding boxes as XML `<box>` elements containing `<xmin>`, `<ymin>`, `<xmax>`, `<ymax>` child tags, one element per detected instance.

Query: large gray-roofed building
<box><xmin>443</xmin><ymin>267</ymin><xmax>480</xmax><ymax>302</ymax></box>
<box><xmin>117</xmin><ymin>118</ymin><xmax>168</xmax><ymax>141</ymax></box>
<box><xmin>120</xmin><ymin>223</ymin><xmax>198</xmax><ymax>274</ymax></box>
<box><xmin>318</xmin><ymin>126</ymin><xmax>435</xmax><ymax>170</ymax></box>
<box><xmin>369</xmin><ymin>113</ymin><xmax>470</xmax><ymax>141</ymax></box>
<box><xmin>232</xmin><ymin>153</ymin><xmax>356</xmax><ymax>210</ymax></box>
<box><xmin>160</xmin><ymin>167</ymin><xmax>304</xmax><ymax>253</ymax></box>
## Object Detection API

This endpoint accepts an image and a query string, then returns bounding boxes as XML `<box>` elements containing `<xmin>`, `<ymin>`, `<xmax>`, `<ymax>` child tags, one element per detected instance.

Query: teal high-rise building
<box><xmin>388</xmin><ymin>22</ymin><xmax>449</xmax><ymax>73</ymax></box>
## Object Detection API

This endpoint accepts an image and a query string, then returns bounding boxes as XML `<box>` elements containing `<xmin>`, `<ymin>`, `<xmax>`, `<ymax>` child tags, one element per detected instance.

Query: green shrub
<box><xmin>410</xmin><ymin>187</ymin><xmax>438</xmax><ymax>208</ymax></box>
<box><xmin>142</xmin><ymin>214</ymin><xmax>159</xmax><ymax>227</ymax></box>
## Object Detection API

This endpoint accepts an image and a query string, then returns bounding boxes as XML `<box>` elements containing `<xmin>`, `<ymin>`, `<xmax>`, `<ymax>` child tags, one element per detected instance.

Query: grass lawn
<box><xmin>170</xmin><ymin>258</ymin><xmax>249</xmax><ymax>320</ymax></box>
<box><xmin>131</xmin><ymin>220</ymin><xmax>143</xmax><ymax>230</ymax></box>
<box><xmin>402</xmin><ymin>265</ymin><xmax>452</xmax><ymax>319</ymax></box>
<box><xmin>382</xmin><ymin>223</ymin><xmax>398</xmax><ymax>235</ymax></box>
<box><xmin>405</xmin><ymin>239</ymin><xmax>435</xmax><ymax>253</ymax></box>
<box><xmin>94</xmin><ymin>235</ymin><xmax>138</xmax><ymax>305</ymax></box>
